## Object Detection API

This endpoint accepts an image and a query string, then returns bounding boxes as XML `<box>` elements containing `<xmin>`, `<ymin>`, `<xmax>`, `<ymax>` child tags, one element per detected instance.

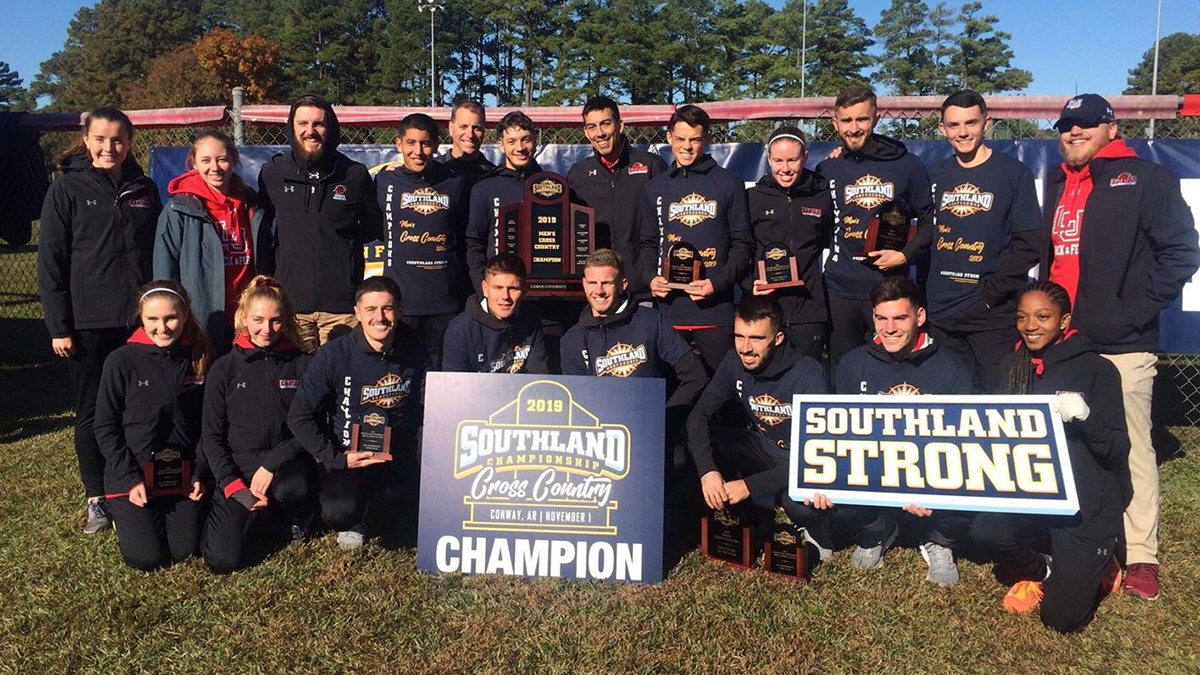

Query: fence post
<box><xmin>232</xmin><ymin>86</ymin><xmax>245</xmax><ymax>146</ymax></box>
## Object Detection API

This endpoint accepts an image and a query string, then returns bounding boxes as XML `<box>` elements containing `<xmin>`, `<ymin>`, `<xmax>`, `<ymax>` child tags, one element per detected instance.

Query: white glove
<box><xmin>1055</xmin><ymin>392</ymin><xmax>1090</xmax><ymax>422</ymax></box>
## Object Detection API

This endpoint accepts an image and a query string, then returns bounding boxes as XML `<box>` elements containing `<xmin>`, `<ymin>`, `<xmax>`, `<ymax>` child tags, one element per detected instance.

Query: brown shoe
<box><xmin>1123</xmin><ymin>562</ymin><xmax>1160</xmax><ymax>600</ymax></box>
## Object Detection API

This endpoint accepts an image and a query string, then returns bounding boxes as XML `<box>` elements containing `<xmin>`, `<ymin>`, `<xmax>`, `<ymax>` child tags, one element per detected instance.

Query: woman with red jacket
<box><xmin>155</xmin><ymin>131</ymin><xmax>272</xmax><ymax>351</ymax></box>
<box><xmin>971</xmin><ymin>281</ymin><xmax>1130</xmax><ymax>633</ymax></box>
<box><xmin>94</xmin><ymin>280</ymin><xmax>214</xmax><ymax>570</ymax></box>
<box><xmin>201</xmin><ymin>276</ymin><xmax>319</xmax><ymax>573</ymax></box>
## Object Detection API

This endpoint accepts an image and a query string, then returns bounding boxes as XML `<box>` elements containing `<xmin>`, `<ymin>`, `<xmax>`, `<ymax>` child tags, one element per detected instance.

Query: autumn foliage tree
<box><xmin>194</xmin><ymin>29</ymin><xmax>282</xmax><ymax>102</ymax></box>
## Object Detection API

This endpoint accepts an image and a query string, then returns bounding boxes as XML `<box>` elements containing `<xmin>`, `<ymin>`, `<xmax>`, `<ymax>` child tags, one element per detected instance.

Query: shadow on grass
<box><xmin>0</xmin><ymin>319</ymin><xmax>71</xmax><ymax>442</ymax></box>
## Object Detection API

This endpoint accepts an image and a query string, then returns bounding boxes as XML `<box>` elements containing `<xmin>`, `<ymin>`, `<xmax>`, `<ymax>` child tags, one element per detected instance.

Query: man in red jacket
<box><xmin>1044</xmin><ymin>94</ymin><xmax>1200</xmax><ymax>600</ymax></box>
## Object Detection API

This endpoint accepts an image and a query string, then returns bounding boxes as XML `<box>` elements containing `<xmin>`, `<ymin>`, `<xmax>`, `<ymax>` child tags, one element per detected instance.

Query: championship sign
<box><xmin>418</xmin><ymin>373</ymin><xmax>665</xmax><ymax>583</ymax></box>
<box><xmin>788</xmin><ymin>395</ymin><xmax>1078</xmax><ymax>515</ymax></box>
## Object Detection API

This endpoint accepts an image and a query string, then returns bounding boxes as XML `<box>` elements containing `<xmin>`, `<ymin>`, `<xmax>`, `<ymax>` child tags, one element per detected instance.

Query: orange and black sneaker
<box><xmin>1123</xmin><ymin>563</ymin><xmax>1160</xmax><ymax>600</ymax></box>
<box><xmin>1003</xmin><ymin>580</ymin><xmax>1044</xmax><ymax>613</ymax></box>
<box><xmin>1101</xmin><ymin>557</ymin><xmax>1123</xmax><ymax>595</ymax></box>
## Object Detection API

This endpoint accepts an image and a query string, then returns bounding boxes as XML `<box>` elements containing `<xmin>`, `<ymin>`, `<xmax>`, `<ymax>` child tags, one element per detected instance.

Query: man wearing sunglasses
<box><xmin>1042</xmin><ymin>93</ymin><xmax>1199</xmax><ymax>601</ymax></box>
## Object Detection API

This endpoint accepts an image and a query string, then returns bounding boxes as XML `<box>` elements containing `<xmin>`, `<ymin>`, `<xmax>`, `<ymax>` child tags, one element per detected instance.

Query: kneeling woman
<box><xmin>94</xmin><ymin>281</ymin><xmax>213</xmax><ymax>570</ymax></box>
<box><xmin>971</xmin><ymin>281</ymin><xmax>1130</xmax><ymax>633</ymax></box>
<box><xmin>201</xmin><ymin>276</ymin><xmax>319</xmax><ymax>573</ymax></box>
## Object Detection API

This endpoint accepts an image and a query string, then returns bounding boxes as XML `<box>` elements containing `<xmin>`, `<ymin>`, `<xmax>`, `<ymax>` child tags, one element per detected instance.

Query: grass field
<box><xmin>3</xmin><ymin>241</ymin><xmax>1200</xmax><ymax>674</ymax></box>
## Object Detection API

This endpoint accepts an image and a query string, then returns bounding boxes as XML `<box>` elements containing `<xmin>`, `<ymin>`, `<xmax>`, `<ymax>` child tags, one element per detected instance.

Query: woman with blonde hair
<box><xmin>201</xmin><ymin>275</ymin><xmax>319</xmax><ymax>573</ymax></box>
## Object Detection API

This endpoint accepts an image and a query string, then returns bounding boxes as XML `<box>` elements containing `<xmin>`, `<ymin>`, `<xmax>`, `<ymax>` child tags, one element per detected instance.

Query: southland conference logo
<box><xmin>490</xmin><ymin>344</ymin><xmax>532</xmax><ymax>374</ymax></box>
<box><xmin>940</xmin><ymin>182</ymin><xmax>995</xmax><ymax>217</ymax></box>
<box><xmin>362</xmin><ymin>411</ymin><xmax>387</xmax><ymax>426</ymax></box>
<box><xmin>361</xmin><ymin>373</ymin><xmax>411</xmax><ymax>409</ymax></box>
<box><xmin>532</xmin><ymin>179</ymin><xmax>564</xmax><ymax>199</ymax></box>
<box><xmin>765</xmin><ymin>247</ymin><xmax>788</xmax><ymax>261</ymax></box>
<box><xmin>749</xmin><ymin>394</ymin><xmax>792</xmax><ymax>427</ymax></box>
<box><xmin>454</xmin><ymin>381</ymin><xmax>632</xmax><ymax>536</ymax></box>
<box><xmin>668</xmin><ymin>193</ymin><xmax>718</xmax><ymax>227</ymax></box>
<box><xmin>594</xmin><ymin>343</ymin><xmax>648</xmax><ymax>378</ymax></box>
<box><xmin>844</xmin><ymin>175</ymin><xmax>895</xmax><ymax>210</ymax></box>
<box><xmin>400</xmin><ymin>187</ymin><xmax>450</xmax><ymax>215</ymax></box>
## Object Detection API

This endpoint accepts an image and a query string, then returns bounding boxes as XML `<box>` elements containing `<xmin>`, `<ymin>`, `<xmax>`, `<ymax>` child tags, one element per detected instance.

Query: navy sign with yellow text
<box><xmin>788</xmin><ymin>395</ymin><xmax>1078</xmax><ymax>515</ymax></box>
<box><xmin>418</xmin><ymin>373</ymin><xmax>665</xmax><ymax>582</ymax></box>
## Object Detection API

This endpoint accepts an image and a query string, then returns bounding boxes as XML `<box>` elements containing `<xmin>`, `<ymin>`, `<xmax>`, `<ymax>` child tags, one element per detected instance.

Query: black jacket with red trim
<box><xmin>37</xmin><ymin>154</ymin><xmax>161</xmax><ymax>336</ymax></box>
<box><xmin>202</xmin><ymin>335</ymin><xmax>312</xmax><ymax>497</ymax></box>
<box><xmin>1039</xmin><ymin>142</ymin><xmax>1200</xmax><ymax>353</ymax></box>
<box><xmin>256</xmin><ymin>95</ymin><xmax>384</xmax><ymax>314</ymax></box>
<box><xmin>93</xmin><ymin>328</ymin><xmax>207</xmax><ymax>495</ymax></box>
<box><xmin>835</xmin><ymin>331</ymin><xmax>971</xmax><ymax>396</ymax></box>
<box><xmin>287</xmin><ymin>324</ymin><xmax>426</xmax><ymax>470</ymax></box>
<box><xmin>568</xmin><ymin>139</ymin><xmax>669</xmax><ymax>297</ymax></box>
<box><xmin>999</xmin><ymin>334</ymin><xmax>1130</xmax><ymax>539</ymax></box>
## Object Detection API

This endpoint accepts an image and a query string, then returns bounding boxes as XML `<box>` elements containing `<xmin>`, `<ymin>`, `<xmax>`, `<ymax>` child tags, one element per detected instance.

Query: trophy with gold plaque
<box><xmin>498</xmin><ymin>172</ymin><xmax>595</xmax><ymax>297</ymax></box>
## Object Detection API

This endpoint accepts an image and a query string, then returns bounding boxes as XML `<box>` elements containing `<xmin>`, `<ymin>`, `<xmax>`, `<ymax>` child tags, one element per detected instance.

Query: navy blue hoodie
<box><xmin>287</xmin><ymin>324</ymin><xmax>426</xmax><ymax>470</ymax></box>
<box><xmin>442</xmin><ymin>294</ymin><xmax>550</xmax><ymax>373</ymax></box>
<box><xmin>464</xmin><ymin>162</ymin><xmax>544</xmax><ymax>289</ymax></box>
<box><xmin>93</xmin><ymin>328</ymin><xmax>207</xmax><ymax>496</ymax></box>
<box><xmin>817</xmin><ymin>134</ymin><xmax>934</xmax><ymax>300</ymax></box>
<box><xmin>835</xmin><ymin>331</ymin><xmax>971</xmax><ymax>396</ymax></box>
<box><xmin>560</xmin><ymin>295</ymin><xmax>706</xmax><ymax>409</ymax></box>
<box><xmin>202</xmin><ymin>335</ymin><xmax>312</xmax><ymax>497</ymax></box>
<box><xmin>687</xmin><ymin>342</ymin><xmax>828</xmax><ymax>498</ymax></box>
<box><xmin>375</xmin><ymin>161</ymin><xmax>468</xmax><ymax>316</ymax></box>
<box><xmin>639</xmin><ymin>154</ymin><xmax>754</xmax><ymax>327</ymax></box>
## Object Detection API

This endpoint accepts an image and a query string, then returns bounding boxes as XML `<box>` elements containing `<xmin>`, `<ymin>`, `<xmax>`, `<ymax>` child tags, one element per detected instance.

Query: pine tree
<box><xmin>1125</xmin><ymin>32</ymin><xmax>1200</xmax><ymax>95</ymax></box>
<box><xmin>803</xmin><ymin>0</ymin><xmax>875</xmax><ymax>97</ymax></box>
<box><xmin>927</xmin><ymin>1</ymin><xmax>957</xmax><ymax>94</ymax></box>
<box><xmin>952</xmin><ymin>1</ymin><xmax>1031</xmax><ymax>93</ymax></box>
<box><xmin>0</xmin><ymin>62</ymin><xmax>25</xmax><ymax>111</ymax></box>
<box><xmin>875</xmin><ymin>0</ymin><xmax>936</xmax><ymax>95</ymax></box>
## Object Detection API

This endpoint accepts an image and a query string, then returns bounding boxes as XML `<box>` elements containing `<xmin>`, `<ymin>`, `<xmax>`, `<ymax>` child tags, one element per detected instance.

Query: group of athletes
<box><xmin>37</xmin><ymin>84</ymin><xmax>1198</xmax><ymax>634</ymax></box>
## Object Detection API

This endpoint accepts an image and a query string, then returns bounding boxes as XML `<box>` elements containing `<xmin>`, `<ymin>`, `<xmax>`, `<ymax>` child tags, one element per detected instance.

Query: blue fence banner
<box><xmin>417</xmin><ymin>372</ymin><xmax>665</xmax><ymax>583</ymax></box>
<box><xmin>151</xmin><ymin>138</ymin><xmax>1200</xmax><ymax>352</ymax></box>
<box><xmin>787</xmin><ymin>395</ymin><xmax>1078</xmax><ymax>515</ymax></box>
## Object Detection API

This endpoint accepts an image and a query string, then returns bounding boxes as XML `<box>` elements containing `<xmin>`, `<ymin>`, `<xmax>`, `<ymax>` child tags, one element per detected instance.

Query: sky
<box><xmin>1</xmin><ymin>0</ymin><xmax>1198</xmax><ymax>103</ymax></box>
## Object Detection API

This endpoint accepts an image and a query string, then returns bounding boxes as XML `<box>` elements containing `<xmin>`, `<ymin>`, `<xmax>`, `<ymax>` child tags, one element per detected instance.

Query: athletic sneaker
<box><xmin>289</xmin><ymin>515</ymin><xmax>313</xmax><ymax>546</ymax></box>
<box><xmin>919</xmin><ymin>542</ymin><xmax>959</xmax><ymax>587</ymax></box>
<box><xmin>84</xmin><ymin>499</ymin><xmax>112</xmax><ymax>534</ymax></box>
<box><xmin>851</xmin><ymin>521</ymin><xmax>898</xmax><ymax>569</ymax></box>
<box><xmin>337</xmin><ymin>523</ymin><xmax>367</xmax><ymax>550</ymax></box>
<box><xmin>1123</xmin><ymin>563</ymin><xmax>1160</xmax><ymax>600</ymax></box>
<box><xmin>1003</xmin><ymin>580</ymin><xmax>1044</xmax><ymax>613</ymax></box>
<box><xmin>802</xmin><ymin>528</ymin><xmax>832</xmax><ymax>562</ymax></box>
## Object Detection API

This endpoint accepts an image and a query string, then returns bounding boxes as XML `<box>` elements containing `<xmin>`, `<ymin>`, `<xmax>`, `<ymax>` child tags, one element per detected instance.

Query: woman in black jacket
<box><xmin>37</xmin><ymin>107</ymin><xmax>162</xmax><ymax>533</ymax></box>
<box><xmin>94</xmin><ymin>280</ymin><xmax>214</xmax><ymax>571</ymax></box>
<box><xmin>201</xmin><ymin>276</ymin><xmax>319</xmax><ymax>573</ymax></box>
<box><xmin>971</xmin><ymin>281</ymin><xmax>1131</xmax><ymax>633</ymax></box>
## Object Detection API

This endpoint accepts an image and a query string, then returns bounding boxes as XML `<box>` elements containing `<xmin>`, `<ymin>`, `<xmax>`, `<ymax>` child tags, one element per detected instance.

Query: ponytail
<box><xmin>1008</xmin><ymin>281</ymin><xmax>1073</xmax><ymax>395</ymax></box>
<box><xmin>233</xmin><ymin>275</ymin><xmax>312</xmax><ymax>352</ymax></box>
<box><xmin>56</xmin><ymin>107</ymin><xmax>135</xmax><ymax>174</ymax></box>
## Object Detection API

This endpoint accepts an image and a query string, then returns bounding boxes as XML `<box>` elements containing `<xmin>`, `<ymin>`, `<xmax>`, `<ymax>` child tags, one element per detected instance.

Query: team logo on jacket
<box><xmin>885</xmin><ymin>382</ymin><xmax>921</xmax><ymax>395</ymax></box>
<box><xmin>844</xmin><ymin>175</ymin><xmax>895</xmax><ymax>210</ymax></box>
<box><xmin>628</xmin><ymin>162</ymin><xmax>649</xmax><ymax>175</ymax></box>
<box><xmin>668</xmin><ymin>193</ymin><xmax>718</xmax><ymax>227</ymax></box>
<box><xmin>1110</xmin><ymin>172</ymin><xmax>1138</xmax><ymax>187</ymax></box>
<box><xmin>802</xmin><ymin>206</ymin><xmax>823</xmax><ymax>218</ymax></box>
<box><xmin>361</xmin><ymin>373</ymin><xmax>411</xmax><ymax>409</ymax></box>
<box><xmin>939</xmin><ymin>182</ymin><xmax>994</xmax><ymax>217</ymax></box>
<box><xmin>128</xmin><ymin>198</ymin><xmax>151</xmax><ymax>209</ymax></box>
<box><xmin>400</xmin><ymin>187</ymin><xmax>450</xmax><ymax>214</ymax></box>
<box><xmin>490</xmin><ymin>345</ymin><xmax>532</xmax><ymax>374</ymax></box>
<box><xmin>279</xmin><ymin>379</ymin><xmax>299</xmax><ymax>389</ymax></box>
<box><xmin>748</xmin><ymin>394</ymin><xmax>791</xmax><ymax>426</ymax></box>
<box><xmin>532</xmin><ymin>179</ymin><xmax>564</xmax><ymax>199</ymax></box>
<box><xmin>594</xmin><ymin>343</ymin><xmax>648</xmax><ymax>378</ymax></box>
<box><xmin>333</xmin><ymin>185</ymin><xmax>348</xmax><ymax>201</ymax></box>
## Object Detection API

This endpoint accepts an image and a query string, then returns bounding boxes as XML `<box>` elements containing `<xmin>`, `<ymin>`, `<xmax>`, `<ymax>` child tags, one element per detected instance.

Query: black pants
<box><xmin>71</xmin><ymin>327</ymin><xmax>128</xmax><ymax>498</ymax></box>
<box><xmin>929</xmin><ymin>322</ymin><xmax>1016</xmax><ymax>394</ymax></box>
<box><xmin>784</xmin><ymin>322</ymin><xmax>828</xmax><ymax>363</ymax></box>
<box><xmin>971</xmin><ymin>512</ymin><xmax>1118</xmax><ymax>634</ymax></box>
<box><xmin>678</xmin><ymin>326</ymin><xmax>734</xmax><ymax>376</ymax></box>
<box><xmin>108</xmin><ymin>495</ymin><xmax>202</xmax><ymax>571</ymax></box>
<box><xmin>320</xmin><ymin>453</ymin><xmax>417</xmax><ymax>532</ymax></box>
<box><xmin>201</xmin><ymin>455</ymin><xmax>320</xmax><ymax>574</ymax></box>
<box><xmin>827</xmin><ymin>296</ymin><xmax>873</xmax><ymax>372</ymax></box>
<box><xmin>710</xmin><ymin>428</ymin><xmax>885</xmax><ymax>549</ymax></box>
<box><xmin>906</xmin><ymin>509</ymin><xmax>973</xmax><ymax>549</ymax></box>
<box><xmin>401</xmin><ymin>312</ymin><xmax>456</xmax><ymax>371</ymax></box>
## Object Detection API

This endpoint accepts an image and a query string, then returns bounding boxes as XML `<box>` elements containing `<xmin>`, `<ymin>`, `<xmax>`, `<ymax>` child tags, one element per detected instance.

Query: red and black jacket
<box><xmin>93</xmin><ymin>328</ymin><xmax>207</xmax><ymax>496</ymax></box>
<box><xmin>201</xmin><ymin>335</ymin><xmax>312</xmax><ymax>498</ymax></box>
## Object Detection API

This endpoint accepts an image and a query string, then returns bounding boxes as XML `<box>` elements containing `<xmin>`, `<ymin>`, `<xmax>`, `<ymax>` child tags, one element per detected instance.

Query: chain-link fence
<box><xmin>7</xmin><ymin>103</ymin><xmax>1200</xmax><ymax>426</ymax></box>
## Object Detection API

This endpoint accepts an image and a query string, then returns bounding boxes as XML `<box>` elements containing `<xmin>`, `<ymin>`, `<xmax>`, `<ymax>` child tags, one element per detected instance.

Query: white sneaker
<box><xmin>919</xmin><ymin>542</ymin><xmax>960</xmax><ymax>587</ymax></box>
<box><xmin>337</xmin><ymin>528</ymin><xmax>366</xmax><ymax>550</ymax></box>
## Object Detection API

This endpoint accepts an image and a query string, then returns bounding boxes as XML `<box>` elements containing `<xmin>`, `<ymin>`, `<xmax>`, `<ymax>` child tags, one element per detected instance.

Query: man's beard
<box><xmin>297</xmin><ymin>139</ymin><xmax>325</xmax><ymax>163</ymax></box>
